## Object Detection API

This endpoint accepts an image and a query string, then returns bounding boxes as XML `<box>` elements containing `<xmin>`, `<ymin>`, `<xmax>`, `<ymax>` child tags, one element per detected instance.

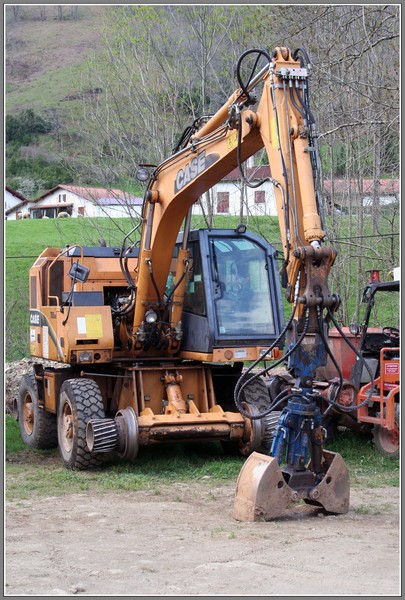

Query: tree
<box><xmin>66</xmin><ymin>6</ymin><xmax>252</xmax><ymax>183</ymax></box>
<box><xmin>61</xmin><ymin>5</ymin><xmax>399</xmax><ymax>325</ymax></box>
<box><xmin>242</xmin><ymin>4</ymin><xmax>399</xmax><ymax>323</ymax></box>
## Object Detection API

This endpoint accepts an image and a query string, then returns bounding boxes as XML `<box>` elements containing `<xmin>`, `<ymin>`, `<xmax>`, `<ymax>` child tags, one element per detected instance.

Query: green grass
<box><xmin>5</xmin><ymin>415</ymin><xmax>399</xmax><ymax>501</ymax></box>
<box><xmin>5</xmin><ymin>212</ymin><xmax>399</xmax><ymax>361</ymax></box>
<box><xmin>6</xmin><ymin>5</ymin><xmax>106</xmax><ymax>113</ymax></box>
<box><xmin>8</xmin><ymin>64</ymin><xmax>85</xmax><ymax>113</ymax></box>
<box><xmin>5</xmin><ymin>416</ymin><xmax>243</xmax><ymax>500</ymax></box>
<box><xmin>5</xmin><ymin>217</ymin><xmax>137</xmax><ymax>360</ymax></box>
<box><xmin>5</xmin><ymin>416</ymin><xmax>27</xmax><ymax>453</ymax></box>
<box><xmin>326</xmin><ymin>429</ymin><xmax>400</xmax><ymax>488</ymax></box>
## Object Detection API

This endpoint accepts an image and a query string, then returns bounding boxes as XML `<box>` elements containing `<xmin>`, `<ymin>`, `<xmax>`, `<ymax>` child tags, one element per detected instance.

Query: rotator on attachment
<box><xmin>233</xmin><ymin>246</ymin><xmax>350</xmax><ymax>521</ymax></box>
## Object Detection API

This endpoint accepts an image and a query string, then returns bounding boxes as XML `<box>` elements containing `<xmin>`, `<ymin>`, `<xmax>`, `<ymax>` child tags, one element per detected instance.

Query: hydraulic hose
<box><xmin>235</xmin><ymin>48</ymin><xmax>272</xmax><ymax>102</ymax></box>
<box><xmin>234</xmin><ymin>308</ymin><xmax>310</xmax><ymax>420</ymax></box>
<box><xmin>315</xmin><ymin>307</ymin><xmax>376</xmax><ymax>413</ymax></box>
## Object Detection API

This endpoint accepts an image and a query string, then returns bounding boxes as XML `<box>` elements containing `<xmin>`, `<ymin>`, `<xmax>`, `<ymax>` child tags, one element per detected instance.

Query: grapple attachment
<box><xmin>233</xmin><ymin>449</ymin><xmax>350</xmax><ymax>521</ymax></box>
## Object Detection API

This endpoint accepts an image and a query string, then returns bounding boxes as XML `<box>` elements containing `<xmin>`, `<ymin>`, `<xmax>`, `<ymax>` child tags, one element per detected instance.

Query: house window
<box><xmin>217</xmin><ymin>192</ymin><xmax>229</xmax><ymax>214</ymax></box>
<box><xmin>78</xmin><ymin>207</ymin><xmax>85</xmax><ymax>216</ymax></box>
<box><xmin>254</xmin><ymin>190</ymin><xmax>265</xmax><ymax>204</ymax></box>
<box><xmin>58</xmin><ymin>194</ymin><xmax>67</xmax><ymax>203</ymax></box>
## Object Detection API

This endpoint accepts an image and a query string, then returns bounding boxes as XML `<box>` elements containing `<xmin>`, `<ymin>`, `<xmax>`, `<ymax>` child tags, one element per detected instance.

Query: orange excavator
<box><xmin>18</xmin><ymin>47</ymin><xmax>351</xmax><ymax>519</ymax></box>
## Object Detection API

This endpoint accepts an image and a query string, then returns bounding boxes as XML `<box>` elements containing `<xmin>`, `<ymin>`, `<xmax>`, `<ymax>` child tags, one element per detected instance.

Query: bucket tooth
<box><xmin>233</xmin><ymin>452</ymin><xmax>292</xmax><ymax>521</ymax></box>
<box><xmin>233</xmin><ymin>450</ymin><xmax>350</xmax><ymax>522</ymax></box>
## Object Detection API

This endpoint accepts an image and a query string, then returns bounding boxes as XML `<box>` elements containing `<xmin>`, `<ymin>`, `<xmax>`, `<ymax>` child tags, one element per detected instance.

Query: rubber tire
<box><xmin>373</xmin><ymin>404</ymin><xmax>400</xmax><ymax>458</ymax></box>
<box><xmin>18</xmin><ymin>371</ymin><xmax>57</xmax><ymax>449</ymax></box>
<box><xmin>237</xmin><ymin>374</ymin><xmax>276</xmax><ymax>455</ymax></box>
<box><xmin>58</xmin><ymin>378</ymin><xmax>105</xmax><ymax>469</ymax></box>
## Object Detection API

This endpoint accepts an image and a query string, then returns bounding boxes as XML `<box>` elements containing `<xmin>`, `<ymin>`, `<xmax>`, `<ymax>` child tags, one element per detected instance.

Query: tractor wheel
<box><xmin>18</xmin><ymin>371</ymin><xmax>57</xmax><ymax>449</ymax></box>
<box><xmin>58</xmin><ymin>378</ymin><xmax>105</xmax><ymax>469</ymax></box>
<box><xmin>236</xmin><ymin>375</ymin><xmax>280</xmax><ymax>455</ymax></box>
<box><xmin>373</xmin><ymin>404</ymin><xmax>400</xmax><ymax>458</ymax></box>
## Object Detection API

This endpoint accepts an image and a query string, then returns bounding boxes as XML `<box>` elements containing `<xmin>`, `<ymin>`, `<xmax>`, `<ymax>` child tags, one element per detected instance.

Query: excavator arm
<box><xmin>130</xmin><ymin>47</ymin><xmax>338</xmax><ymax>358</ymax></box>
<box><xmin>119</xmin><ymin>47</ymin><xmax>350</xmax><ymax>521</ymax></box>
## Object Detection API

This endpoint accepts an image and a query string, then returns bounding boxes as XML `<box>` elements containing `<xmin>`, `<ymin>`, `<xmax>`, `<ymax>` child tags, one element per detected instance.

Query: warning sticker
<box><xmin>77</xmin><ymin>317</ymin><xmax>86</xmax><ymax>334</ymax></box>
<box><xmin>385</xmin><ymin>362</ymin><xmax>399</xmax><ymax>375</ymax></box>
<box><xmin>85</xmin><ymin>314</ymin><xmax>103</xmax><ymax>338</ymax></box>
<box><xmin>227</xmin><ymin>131</ymin><xmax>238</xmax><ymax>151</ymax></box>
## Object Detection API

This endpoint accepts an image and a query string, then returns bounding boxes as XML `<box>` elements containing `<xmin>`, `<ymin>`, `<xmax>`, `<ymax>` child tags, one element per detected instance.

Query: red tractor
<box><xmin>265</xmin><ymin>272</ymin><xmax>400</xmax><ymax>457</ymax></box>
<box><xmin>317</xmin><ymin>272</ymin><xmax>400</xmax><ymax>456</ymax></box>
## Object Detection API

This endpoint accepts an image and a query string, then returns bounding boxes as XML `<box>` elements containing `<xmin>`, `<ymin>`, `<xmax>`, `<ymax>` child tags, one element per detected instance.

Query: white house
<box><xmin>5</xmin><ymin>186</ymin><xmax>29</xmax><ymax>219</ymax></box>
<box><xmin>192</xmin><ymin>165</ymin><xmax>277</xmax><ymax>218</ymax></box>
<box><xmin>323</xmin><ymin>178</ymin><xmax>400</xmax><ymax>213</ymax></box>
<box><xmin>6</xmin><ymin>184</ymin><xmax>144</xmax><ymax>220</ymax></box>
<box><xmin>204</xmin><ymin>172</ymin><xmax>400</xmax><ymax>218</ymax></box>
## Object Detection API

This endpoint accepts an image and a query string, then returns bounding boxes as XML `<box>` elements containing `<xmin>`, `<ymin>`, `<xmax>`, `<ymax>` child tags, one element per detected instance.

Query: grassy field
<box><xmin>6</xmin><ymin>5</ymin><xmax>105</xmax><ymax>114</ymax></box>
<box><xmin>5</xmin><ymin>215</ymin><xmax>282</xmax><ymax>361</ymax></box>
<box><xmin>5</xmin><ymin>213</ymin><xmax>399</xmax><ymax>362</ymax></box>
<box><xmin>5</xmin><ymin>414</ymin><xmax>400</xmax><ymax>501</ymax></box>
<box><xmin>5</xmin><ymin>217</ymin><xmax>138</xmax><ymax>361</ymax></box>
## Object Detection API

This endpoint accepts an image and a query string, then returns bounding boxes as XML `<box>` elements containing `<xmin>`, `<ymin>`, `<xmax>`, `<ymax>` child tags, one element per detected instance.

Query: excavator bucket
<box><xmin>233</xmin><ymin>450</ymin><xmax>350</xmax><ymax>521</ymax></box>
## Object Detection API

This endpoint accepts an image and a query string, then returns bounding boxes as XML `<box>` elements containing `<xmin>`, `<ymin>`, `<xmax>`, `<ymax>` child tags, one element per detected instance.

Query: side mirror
<box><xmin>68</xmin><ymin>261</ymin><xmax>90</xmax><ymax>283</ymax></box>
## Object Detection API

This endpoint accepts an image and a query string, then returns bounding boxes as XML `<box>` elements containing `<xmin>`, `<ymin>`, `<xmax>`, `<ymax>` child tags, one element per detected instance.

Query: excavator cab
<box><xmin>173</xmin><ymin>228</ymin><xmax>284</xmax><ymax>357</ymax></box>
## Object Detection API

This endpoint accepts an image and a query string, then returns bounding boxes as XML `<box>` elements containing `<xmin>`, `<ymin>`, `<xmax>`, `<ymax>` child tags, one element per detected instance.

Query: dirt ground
<box><xmin>5</xmin><ymin>479</ymin><xmax>400</xmax><ymax>596</ymax></box>
<box><xmin>5</xmin><ymin>361</ymin><xmax>401</xmax><ymax>597</ymax></box>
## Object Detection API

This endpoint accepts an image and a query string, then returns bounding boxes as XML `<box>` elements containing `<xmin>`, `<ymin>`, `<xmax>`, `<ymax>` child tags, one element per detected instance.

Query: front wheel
<box><xmin>373</xmin><ymin>404</ymin><xmax>400</xmax><ymax>458</ymax></box>
<box><xmin>58</xmin><ymin>378</ymin><xmax>105</xmax><ymax>469</ymax></box>
<box><xmin>18</xmin><ymin>371</ymin><xmax>57</xmax><ymax>449</ymax></box>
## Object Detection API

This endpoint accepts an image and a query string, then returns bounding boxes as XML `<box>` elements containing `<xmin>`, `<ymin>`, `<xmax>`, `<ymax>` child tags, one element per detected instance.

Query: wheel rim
<box><xmin>22</xmin><ymin>391</ymin><xmax>34</xmax><ymax>435</ymax></box>
<box><xmin>374</xmin><ymin>423</ymin><xmax>399</xmax><ymax>455</ymax></box>
<box><xmin>60</xmin><ymin>394</ymin><xmax>74</xmax><ymax>454</ymax></box>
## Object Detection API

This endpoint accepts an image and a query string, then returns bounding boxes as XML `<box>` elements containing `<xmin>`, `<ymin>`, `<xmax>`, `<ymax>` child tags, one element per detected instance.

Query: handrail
<box><xmin>47</xmin><ymin>244</ymin><xmax>84</xmax><ymax>304</ymax></box>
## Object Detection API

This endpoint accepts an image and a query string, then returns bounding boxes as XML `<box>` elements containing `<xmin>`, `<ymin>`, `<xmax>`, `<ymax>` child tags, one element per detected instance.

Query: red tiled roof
<box><xmin>221</xmin><ymin>169</ymin><xmax>399</xmax><ymax>196</ymax></box>
<box><xmin>6</xmin><ymin>186</ymin><xmax>29</xmax><ymax>203</ymax></box>
<box><xmin>31</xmin><ymin>184</ymin><xmax>141</xmax><ymax>203</ymax></box>
<box><xmin>323</xmin><ymin>179</ymin><xmax>399</xmax><ymax>195</ymax></box>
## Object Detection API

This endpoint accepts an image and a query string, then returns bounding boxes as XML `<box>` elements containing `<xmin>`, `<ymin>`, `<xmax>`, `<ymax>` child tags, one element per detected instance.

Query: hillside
<box><xmin>5</xmin><ymin>5</ymin><xmax>105</xmax><ymax>114</ymax></box>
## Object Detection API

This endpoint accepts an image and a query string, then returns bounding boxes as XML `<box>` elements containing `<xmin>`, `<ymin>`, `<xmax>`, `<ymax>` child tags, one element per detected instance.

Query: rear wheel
<box><xmin>236</xmin><ymin>375</ymin><xmax>281</xmax><ymax>455</ymax></box>
<box><xmin>58</xmin><ymin>378</ymin><xmax>105</xmax><ymax>469</ymax></box>
<box><xmin>18</xmin><ymin>371</ymin><xmax>57</xmax><ymax>449</ymax></box>
<box><xmin>373</xmin><ymin>403</ymin><xmax>400</xmax><ymax>458</ymax></box>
